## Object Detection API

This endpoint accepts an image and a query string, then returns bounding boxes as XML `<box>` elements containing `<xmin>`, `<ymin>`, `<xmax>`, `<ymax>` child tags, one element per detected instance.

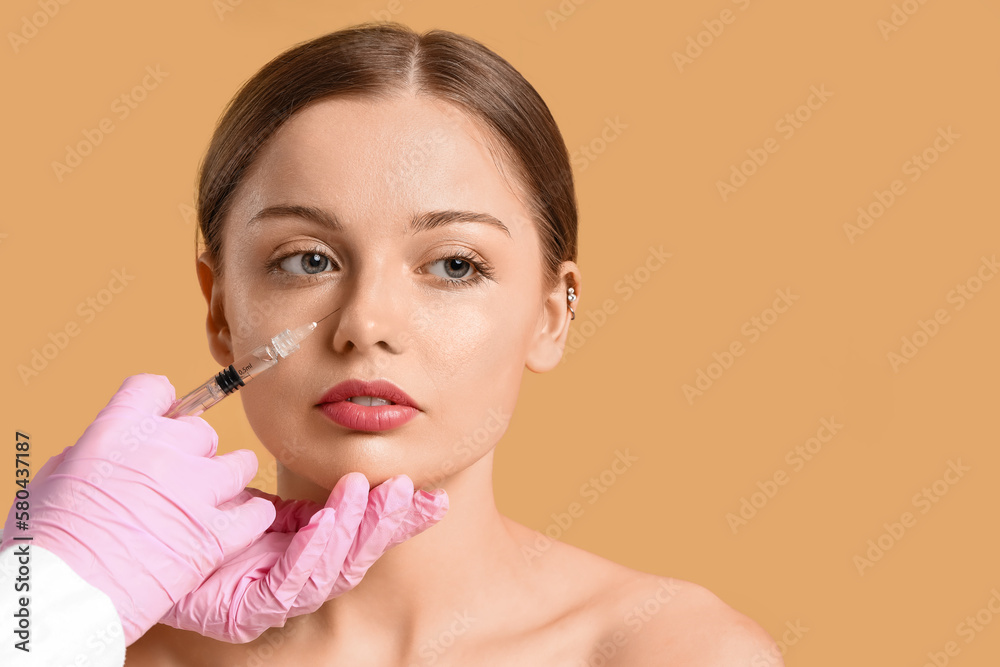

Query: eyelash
<box><xmin>266</xmin><ymin>245</ymin><xmax>496</xmax><ymax>289</ymax></box>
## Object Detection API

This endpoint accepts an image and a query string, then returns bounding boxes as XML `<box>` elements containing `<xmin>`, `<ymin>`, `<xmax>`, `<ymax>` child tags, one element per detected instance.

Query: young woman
<box><xmin>127</xmin><ymin>21</ymin><xmax>780</xmax><ymax>666</ymax></box>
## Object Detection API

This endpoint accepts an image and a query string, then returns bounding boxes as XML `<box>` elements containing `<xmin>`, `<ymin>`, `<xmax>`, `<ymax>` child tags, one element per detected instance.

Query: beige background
<box><xmin>3</xmin><ymin>0</ymin><xmax>999</xmax><ymax>664</ymax></box>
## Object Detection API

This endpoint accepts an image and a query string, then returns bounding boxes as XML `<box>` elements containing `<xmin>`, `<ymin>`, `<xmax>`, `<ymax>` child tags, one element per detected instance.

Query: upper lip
<box><xmin>318</xmin><ymin>379</ymin><xmax>419</xmax><ymax>409</ymax></box>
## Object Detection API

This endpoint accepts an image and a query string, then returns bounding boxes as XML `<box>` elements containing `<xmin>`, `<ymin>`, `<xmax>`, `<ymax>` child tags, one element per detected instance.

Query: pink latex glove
<box><xmin>159</xmin><ymin>472</ymin><xmax>449</xmax><ymax>642</ymax></box>
<box><xmin>0</xmin><ymin>373</ymin><xmax>276</xmax><ymax>645</ymax></box>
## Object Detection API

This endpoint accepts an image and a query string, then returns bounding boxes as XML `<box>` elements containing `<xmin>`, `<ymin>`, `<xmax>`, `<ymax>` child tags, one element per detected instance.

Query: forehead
<box><xmin>229</xmin><ymin>94</ymin><xmax>535</xmax><ymax>241</ymax></box>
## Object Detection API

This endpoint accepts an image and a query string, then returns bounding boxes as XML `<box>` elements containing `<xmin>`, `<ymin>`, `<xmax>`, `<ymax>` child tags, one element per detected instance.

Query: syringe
<box><xmin>165</xmin><ymin>308</ymin><xmax>340</xmax><ymax>418</ymax></box>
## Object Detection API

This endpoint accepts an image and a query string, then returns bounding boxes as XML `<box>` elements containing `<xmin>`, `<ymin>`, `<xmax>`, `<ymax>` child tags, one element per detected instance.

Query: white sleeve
<box><xmin>0</xmin><ymin>529</ymin><xmax>126</xmax><ymax>666</ymax></box>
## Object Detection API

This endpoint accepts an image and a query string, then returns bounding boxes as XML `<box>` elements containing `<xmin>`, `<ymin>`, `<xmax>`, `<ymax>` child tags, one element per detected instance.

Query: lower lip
<box><xmin>318</xmin><ymin>400</ymin><xmax>419</xmax><ymax>431</ymax></box>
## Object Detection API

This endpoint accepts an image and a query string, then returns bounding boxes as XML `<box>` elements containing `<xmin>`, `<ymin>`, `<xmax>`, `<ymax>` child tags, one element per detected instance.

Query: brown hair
<box><xmin>196</xmin><ymin>21</ymin><xmax>578</xmax><ymax>294</ymax></box>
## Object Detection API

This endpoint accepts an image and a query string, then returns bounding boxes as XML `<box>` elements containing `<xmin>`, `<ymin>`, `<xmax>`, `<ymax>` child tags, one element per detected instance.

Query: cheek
<box><xmin>416</xmin><ymin>298</ymin><xmax>527</xmax><ymax>424</ymax></box>
<box><xmin>238</xmin><ymin>361</ymin><xmax>315</xmax><ymax>465</ymax></box>
<box><xmin>222</xmin><ymin>286</ymin><xmax>319</xmax><ymax>434</ymax></box>
<box><xmin>223</xmin><ymin>279</ymin><xmax>286</xmax><ymax>346</ymax></box>
<box><xmin>417</xmin><ymin>296</ymin><xmax>520</xmax><ymax>376</ymax></box>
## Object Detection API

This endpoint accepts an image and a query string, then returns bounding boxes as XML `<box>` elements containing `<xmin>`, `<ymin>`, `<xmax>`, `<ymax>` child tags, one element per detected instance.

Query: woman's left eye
<box><xmin>426</xmin><ymin>257</ymin><xmax>477</xmax><ymax>282</ymax></box>
<box><xmin>424</xmin><ymin>252</ymin><xmax>495</xmax><ymax>287</ymax></box>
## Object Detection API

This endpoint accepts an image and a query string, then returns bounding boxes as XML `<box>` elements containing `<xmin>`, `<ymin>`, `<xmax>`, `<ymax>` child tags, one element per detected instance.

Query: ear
<box><xmin>525</xmin><ymin>261</ymin><xmax>581</xmax><ymax>373</ymax></box>
<box><xmin>196</xmin><ymin>251</ymin><xmax>234</xmax><ymax>367</ymax></box>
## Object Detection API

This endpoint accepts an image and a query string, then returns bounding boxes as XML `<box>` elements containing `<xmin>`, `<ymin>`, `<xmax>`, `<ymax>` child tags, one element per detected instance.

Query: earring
<box><xmin>567</xmin><ymin>286</ymin><xmax>576</xmax><ymax>320</ymax></box>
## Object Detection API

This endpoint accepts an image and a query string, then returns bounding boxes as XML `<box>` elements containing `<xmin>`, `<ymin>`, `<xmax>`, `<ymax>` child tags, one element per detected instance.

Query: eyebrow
<box><xmin>246</xmin><ymin>204</ymin><xmax>511</xmax><ymax>239</ymax></box>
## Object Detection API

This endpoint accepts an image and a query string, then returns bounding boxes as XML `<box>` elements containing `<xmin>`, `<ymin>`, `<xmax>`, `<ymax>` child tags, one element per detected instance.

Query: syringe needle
<box><xmin>316</xmin><ymin>307</ymin><xmax>341</xmax><ymax>324</ymax></box>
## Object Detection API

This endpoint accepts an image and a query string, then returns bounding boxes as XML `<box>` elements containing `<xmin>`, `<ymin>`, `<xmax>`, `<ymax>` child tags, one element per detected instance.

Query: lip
<box><xmin>317</xmin><ymin>379</ymin><xmax>420</xmax><ymax>432</ymax></box>
<box><xmin>319</xmin><ymin>379</ymin><xmax>419</xmax><ymax>408</ymax></box>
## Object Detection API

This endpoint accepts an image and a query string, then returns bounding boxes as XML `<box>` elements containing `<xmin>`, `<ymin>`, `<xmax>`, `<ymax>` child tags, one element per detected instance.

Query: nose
<box><xmin>328</xmin><ymin>260</ymin><xmax>407</xmax><ymax>356</ymax></box>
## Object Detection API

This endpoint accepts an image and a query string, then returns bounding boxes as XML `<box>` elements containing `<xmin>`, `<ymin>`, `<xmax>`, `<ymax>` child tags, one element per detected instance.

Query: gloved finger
<box><xmin>245</xmin><ymin>473</ymin><xmax>369</xmax><ymax>614</ymax></box>
<box><xmin>157</xmin><ymin>528</ymin><xmax>299</xmax><ymax>643</ymax></box>
<box><xmin>68</xmin><ymin>403</ymin><xmax>214</xmax><ymax>464</ymax></box>
<box><xmin>227</xmin><ymin>513</ymin><xmax>336</xmax><ymax>638</ymax></box>
<box><xmin>243</xmin><ymin>487</ymin><xmax>323</xmax><ymax>533</ymax></box>
<box><xmin>333</xmin><ymin>475</ymin><xmax>415</xmax><ymax>592</ymax></box>
<box><xmin>417</xmin><ymin>488</ymin><xmax>450</xmax><ymax>522</ymax></box>
<box><xmin>216</xmin><ymin>488</ymin><xmax>257</xmax><ymax>513</ymax></box>
<box><xmin>381</xmin><ymin>488</ymin><xmax>450</xmax><ymax>553</ymax></box>
<box><xmin>194</xmin><ymin>449</ymin><xmax>261</xmax><ymax>508</ymax></box>
<box><xmin>96</xmin><ymin>374</ymin><xmax>176</xmax><ymax>420</ymax></box>
<box><xmin>282</xmin><ymin>474</ymin><xmax>373</xmax><ymax>615</ymax></box>
<box><xmin>166</xmin><ymin>416</ymin><xmax>220</xmax><ymax>458</ymax></box>
<box><xmin>213</xmin><ymin>494</ymin><xmax>278</xmax><ymax>555</ymax></box>
<box><xmin>93</xmin><ymin>406</ymin><xmax>219</xmax><ymax>461</ymax></box>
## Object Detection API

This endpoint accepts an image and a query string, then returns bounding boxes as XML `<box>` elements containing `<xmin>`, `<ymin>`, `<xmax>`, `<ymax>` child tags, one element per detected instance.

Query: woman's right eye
<box><xmin>277</xmin><ymin>251</ymin><xmax>336</xmax><ymax>275</ymax></box>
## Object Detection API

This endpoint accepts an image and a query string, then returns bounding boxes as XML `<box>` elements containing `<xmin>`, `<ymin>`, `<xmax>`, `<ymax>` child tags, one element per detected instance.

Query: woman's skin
<box><xmin>127</xmin><ymin>93</ymin><xmax>781</xmax><ymax>666</ymax></box>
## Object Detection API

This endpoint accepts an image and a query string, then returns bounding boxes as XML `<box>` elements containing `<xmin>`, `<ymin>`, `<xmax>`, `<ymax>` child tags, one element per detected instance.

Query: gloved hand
<box><xmin>159</xmin><ymin>472</ymin><xmax>449</xmax><ymax>642</ymax></box>
<box><xmin>0</xmin><ymin>373</ymin><xmax>276</xmax><ymax>646</ymax></box>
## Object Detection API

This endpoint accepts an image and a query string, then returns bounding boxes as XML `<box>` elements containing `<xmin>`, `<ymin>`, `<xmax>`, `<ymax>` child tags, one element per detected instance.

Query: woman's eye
<box><xmin>278</xmin><ymin>251</ymin><xmax>335</xmax><ymax>275</ymax></box>
<box><xmin>426</xmin><ymin>257</ymin><xmax>478</xmax><ymax>282</ymax></box>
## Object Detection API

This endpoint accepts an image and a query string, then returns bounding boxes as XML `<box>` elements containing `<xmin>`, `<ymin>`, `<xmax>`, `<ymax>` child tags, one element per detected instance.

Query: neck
<box><xmin>274</xmin><ymin>451</ymin><xmax>531</xmax><ymax>657</ymax></box>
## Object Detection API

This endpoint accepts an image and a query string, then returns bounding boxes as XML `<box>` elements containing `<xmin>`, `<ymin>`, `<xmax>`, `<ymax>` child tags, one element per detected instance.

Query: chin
<box><xmin>273</xmin><ymin>444</ymin><xmax>444</xmax><ymax>493</ymax></box>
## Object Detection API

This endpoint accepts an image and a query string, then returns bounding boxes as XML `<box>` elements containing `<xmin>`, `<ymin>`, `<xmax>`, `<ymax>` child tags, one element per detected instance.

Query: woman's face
<box><xmin>198</xmin><ymin>93</ymin><xmax>575</xmax><ymax>492</ymax></box>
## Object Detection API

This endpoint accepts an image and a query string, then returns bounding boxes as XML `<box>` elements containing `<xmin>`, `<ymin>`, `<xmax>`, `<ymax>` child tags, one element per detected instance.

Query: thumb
<box><xmin>244</xmin><ymin>487</ymin><xmax>325</xmax><ymax>533</ymax></box>
<box><xmin>382</xmin><ymin>488</ymin><xmax>450</xmax><ymax>553</ymax></box>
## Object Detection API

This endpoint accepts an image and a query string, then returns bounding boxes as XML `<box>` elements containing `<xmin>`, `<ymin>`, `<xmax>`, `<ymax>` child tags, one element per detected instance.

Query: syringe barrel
<box><xmin>164</xmin><ymin>323</ymin><xmax>316</xmax><ymax>418</ymax></box>
<box><xmin>232</xmin><ymin>343</ymin><xmax>281</xmax><ymax>383</ymax></box>
<box><xmin>164</xmin><ymin>346</ymin><xmax>280</xmax><ymax>418</ymax></box>
<box><xmin>164</xmin><ymin>374</ymin><xmax>229</xmax><ymax>418</ymax></box>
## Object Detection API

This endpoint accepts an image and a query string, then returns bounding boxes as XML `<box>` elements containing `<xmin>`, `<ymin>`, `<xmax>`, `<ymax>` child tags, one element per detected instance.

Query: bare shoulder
<box><xmin>599</xmin><ymin>571</ymin><xmax>783</xmax><ymax>667</ymax></box>
<box><xmin>506</xmin><ymin>519</ymin><xmax>781</xmax><ymax>666</ymax></box>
